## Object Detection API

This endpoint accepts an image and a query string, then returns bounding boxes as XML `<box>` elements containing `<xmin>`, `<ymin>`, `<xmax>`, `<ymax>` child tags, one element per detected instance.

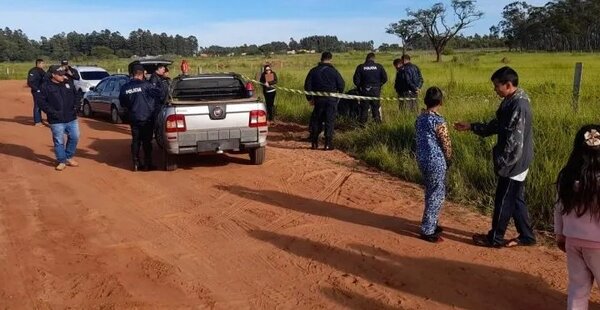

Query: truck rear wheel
<box><xmin>163</xmin><ymin>148</ymin><xmax>177</xmax><ymax>171</ymax></box>
<box><xmin>249</xmin><ymin>147</ymin><xmax>266</xmax><ymax>165</ymax></box>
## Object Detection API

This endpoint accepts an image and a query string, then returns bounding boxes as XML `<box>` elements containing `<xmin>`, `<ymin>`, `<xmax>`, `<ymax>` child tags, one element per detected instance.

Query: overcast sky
<box><xmin>2</xmin><ymin>0</ymin><xmax>549</xmax><ymax>47</ymax></box>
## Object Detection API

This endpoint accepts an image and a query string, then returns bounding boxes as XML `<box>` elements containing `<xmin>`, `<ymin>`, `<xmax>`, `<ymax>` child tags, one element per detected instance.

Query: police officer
<box><xmin>119</xmin><ymin>64</ymin><xmax>162</xmax><ymax>171</ymax></box>
<box><xmin>27</xmin><ymin>58</ymin><xmax>46</xmax><ymax>126</ymax></box>
<box><xmin>37</xmin><ymin>65</ymin><xmax>81</xmax><ymax>171</ymax></box>
<box><xmin>353</xmin><ymin>52</ymin><xmax>387</xmax><ymax>124</ymax></box>
<box><xmin>304</xmin><ymin>52</ymin><xmax>345</xmax><ymax>150</ymax></box>
<box><xmin>395</xmin><ymin>54</ymin><xmax>423</xmax><ymax>111</ymax></box>
<box><xmin>149</xmin><ymin>64</ymin><xmax>168</xmax><ymax>102</ymax></box>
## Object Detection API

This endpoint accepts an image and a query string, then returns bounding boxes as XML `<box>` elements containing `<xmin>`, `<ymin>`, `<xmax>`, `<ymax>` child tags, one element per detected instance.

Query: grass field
<box><xmin>3</xmin><ymin>51</ymin><xmax>600</xmax><ymax>230</ymax></box>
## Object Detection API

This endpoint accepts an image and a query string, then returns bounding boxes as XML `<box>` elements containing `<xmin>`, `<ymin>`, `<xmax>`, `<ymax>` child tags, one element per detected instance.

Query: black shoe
<box><xmin>420</xmin><ymin>233</ymin><xmax>443</xmax><ymax>243</ymax></box>
<box><xmin>324</xmin><ymin>145</ymin><xmax>335</xmax><ymax>151</ymax></box>
<box><xmin>435</xmin><ymin>226</ymin><xmax>444</xmax><ymax>235</ymax></box>
<box><xmin>311</xmin><ymin>141</ymin><xmax>319</xmax><ymax>150</ymax></box>
<box><xmin>145</xmin><ymin>164</ymin><xmax>157</xmax><ymax>171</ymax></box>
<box><xmin>132</xmin><ymin>162</ymin><xmax>140</xmax><ymax>172</ymax></box>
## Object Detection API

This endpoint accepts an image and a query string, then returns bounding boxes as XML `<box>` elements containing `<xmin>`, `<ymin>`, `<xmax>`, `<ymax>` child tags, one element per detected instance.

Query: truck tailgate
<box><xmin>174</xmin><ymin>102</ymin><xmax>262</xmax><ymax>130</ymax></box>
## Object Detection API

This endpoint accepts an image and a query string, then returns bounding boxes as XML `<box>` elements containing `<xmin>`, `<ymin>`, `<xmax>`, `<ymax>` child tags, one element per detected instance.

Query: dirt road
<box><xmin>0</xmin><ymin>80</ymin><xmax>597</xmax><ymax>309</ymax></box>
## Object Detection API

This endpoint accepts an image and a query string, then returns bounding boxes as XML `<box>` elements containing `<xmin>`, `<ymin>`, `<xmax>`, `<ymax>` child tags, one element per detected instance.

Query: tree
<box><xmin>386</xmin><ymin>19</ymin><xmax>421</xmax><ymax>54</ymax></box>
<box><xmin>408</xmin><ymin>0</ymin><xmax>483</xmax><ymax>61</ymax></box>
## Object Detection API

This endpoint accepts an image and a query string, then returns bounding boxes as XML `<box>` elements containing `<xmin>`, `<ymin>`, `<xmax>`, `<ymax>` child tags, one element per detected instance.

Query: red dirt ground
<box><xmin>0</xmin><ymin>80</ymin><xmax>598</xmax><ymax>309</ymax></box>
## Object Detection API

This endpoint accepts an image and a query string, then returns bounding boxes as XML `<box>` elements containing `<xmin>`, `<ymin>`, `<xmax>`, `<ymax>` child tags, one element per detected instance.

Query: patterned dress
<box><xmin>415</xmin><ymin>111</ymin><xmax>452</xmax><ymax>236</ymax></box>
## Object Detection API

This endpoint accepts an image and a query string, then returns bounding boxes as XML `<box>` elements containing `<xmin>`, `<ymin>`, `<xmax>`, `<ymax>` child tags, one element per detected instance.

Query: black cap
<box><xmin>131</xmin><ymin>64</ymin><xmax>145</xmax><ymax>73</ymax></box>
<box><xmin>60</xmin><ymin>59</ymin><xmax>69</xmax><ymax>65</ymax></box>
<box><xmin>48</xmin><ymin>65</ymin><xmax>66</xmax><ymax>75</ymax></box>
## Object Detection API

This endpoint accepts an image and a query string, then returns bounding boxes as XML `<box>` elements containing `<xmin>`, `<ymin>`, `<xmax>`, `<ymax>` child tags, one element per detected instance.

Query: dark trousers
<box><xmin>358</xmin><ymin>88</ymin><xmax>381</xmax><ymax>124</ymax></box>
<box><xmin>130</xmin><ymin>120</ymin><xmax>154</xmax><ymax>165</ymax></box>
<box><xmin>264</xmin><ymin>91</ymin><xmax>276</xmax><ymax>121</ymax></box>
<box><xmin>487</xmin><ymin>176</ymin><xmax>536</xmax><ymax>245</ymax></box>
<box><xmin>399</xmin><ymin>91</ymin><xmax>418</xmax><ymax>112</ymax></box>
<box><xmin>309</xmin><ymin>98</ymin><xmax>337</xmax><ymax>146</ymax></box>
<box><xmin>31</xmin><ymin>92</ymin><xmax>43</xmax><ymax>124</ymax></box>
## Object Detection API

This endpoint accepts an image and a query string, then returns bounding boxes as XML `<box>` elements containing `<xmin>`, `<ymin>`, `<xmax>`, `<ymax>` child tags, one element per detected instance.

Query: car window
<box><xmin>104</xmin><ymin>79</ymin><xmax>116</xmax><ymax>93</ymax></box>
<box><xmin>117</xmin><ymin>78</ymin><xmax>128</xmax><ymax>89</ymax></box>
<box><xmin>81</xmin><ymin>71</ymin><xmax>109</xmax><ymax>80</ymax></box>
<box><xmin>95</xmin><ymin>79</ymin><xmax>109</xmax><ymax>92</ymax></box>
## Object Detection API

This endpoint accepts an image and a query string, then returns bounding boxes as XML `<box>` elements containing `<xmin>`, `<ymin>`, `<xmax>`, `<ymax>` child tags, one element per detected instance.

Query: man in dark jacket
<box><xmin>395</xmin><ymin>54</ymin><xmax>423</xmax><ymax>111</ymax></box>
<box><xmin>353</xmin><ymin>52</ymin><xmax>387</xmax><ymax>124</ymax></box>
<box><xmin>37</xmin><ymin>65</ymin><xmax>80</xmax><ymax>171</ymax></box>
<box><xmin>455</xmin><ymin>66</ymin><xmax>536</xmax><ymax>248</ymax></box>
<box><xmin>304</xmin><ymin>52</ymin><xmax>345</xmax><ymax>150</ymax></box>
<box><xmin>119</xmin><ymin>64</ymin><xmax>162</xmax><ymax>171</ymax></box>
<box><xmin>27</xmin><ymin>58</ymin><xmax>46</xmax><ymax>126</ymax></box>
<box><xmin>149</xmin><ymin>64</ymin><xmax>168</xmax><ymax>105</ymax></box>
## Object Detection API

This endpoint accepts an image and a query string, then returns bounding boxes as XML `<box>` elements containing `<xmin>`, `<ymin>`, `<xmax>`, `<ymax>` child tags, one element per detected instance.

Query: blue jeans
<box><xmin>32</xmin><ymin>93</ymin><xmax>42</xmax><ymax>124</ymax></box>
<box><xmin>49</xmin><ymin>120</ymin><xmax>80</xmax><ymax>163</ymax></box>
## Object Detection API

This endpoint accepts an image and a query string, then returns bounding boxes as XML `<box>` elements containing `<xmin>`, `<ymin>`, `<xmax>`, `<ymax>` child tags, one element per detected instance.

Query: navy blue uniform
<box><xmin>353</xmin><ymin>60</ymin><xmax>387</xmax><ymax>124</ymax></box>
<box><xmin>395</xmin><ymin>63</ymin><xmax>423</xmax><ymax>111</ymax></box>
<box><xmin>27</xmin><ymin>67</ymin><xmax>46</xmax><ymax>124</ymax></box>
<box><xmin>149</xmin><ymin>73</ymin><xmax>168</xmax><ymax>105</ymax></box>
<box><xmin>119</xmin><ymin>79</ymin><xmax>161</xmax><ymax>170</ymax></box>
<box><xmin>304</xmin><ymin>62</ymin><xmax>345</xmax><ymax>149</ymax></box>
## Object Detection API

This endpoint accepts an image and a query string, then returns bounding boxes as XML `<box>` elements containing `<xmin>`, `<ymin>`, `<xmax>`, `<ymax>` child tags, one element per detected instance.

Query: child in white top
<box><xmin>555</xmin><ymin>125</ymin><xmax>600</xmax><ymax>310</ymax></box>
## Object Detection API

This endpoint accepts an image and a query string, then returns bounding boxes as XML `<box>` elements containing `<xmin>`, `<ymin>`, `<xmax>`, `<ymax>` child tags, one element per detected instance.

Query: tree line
<box><xmin>202</xmin><ymin>36</ymin><xmax>375</xmax><ymax>56</ymax></box>
<box><xmin>498</xmin><ymin>0</ymin><xmax>600</xmax><ymax>52</ymax></box>
<box><xmin>0</xmin><ymin>28</ymin><xmax>199</xmax><ymax>61</ymax></box>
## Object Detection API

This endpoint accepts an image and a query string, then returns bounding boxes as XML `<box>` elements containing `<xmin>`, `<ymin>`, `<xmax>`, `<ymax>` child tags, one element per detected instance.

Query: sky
<box><xmin>2</xmin><ymin>0</ymin><xmax>550</xmax><ymax>47</ymax></box>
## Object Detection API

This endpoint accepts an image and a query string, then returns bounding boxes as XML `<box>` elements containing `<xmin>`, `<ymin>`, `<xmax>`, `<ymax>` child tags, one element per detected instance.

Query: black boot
<box><xmin>144</xmin><ymin>156</ymin><xmax>156</xmax><ymax>171</ymax></box>
<box><xmin>311</xmin><ymin>140</ymin><xmax>319</xmax><ymax>150</ymax></box>
<box><xmin>324</xmin><ymin>139</ymin><xmax>334</xmax><ymax>151</ymax></box>
<box><xmin>132</xmin><ymin>159</ymin><xmax>140</xmax><ymax>172</ymax></box>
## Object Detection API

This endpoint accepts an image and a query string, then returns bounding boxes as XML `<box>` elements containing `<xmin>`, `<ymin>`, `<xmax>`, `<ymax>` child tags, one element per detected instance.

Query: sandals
<box><xmin>504</xmin><ymin>238</ymin><xmax>536</xmax><ymax>248</ymax></box>
<box><xmin>472</xmin><ymin>233</ymin><xmax>504</xmax><ymax>248</ymax></box>
<box><xmin>472</xmin><ymin>234</ymin><xmax>537</xmax><ymax>248</ymax></box>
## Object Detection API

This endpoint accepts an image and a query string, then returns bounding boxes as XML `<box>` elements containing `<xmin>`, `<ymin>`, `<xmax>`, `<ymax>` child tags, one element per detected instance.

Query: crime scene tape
<box><xmin>240</xmin><ymin>74</ymin><xmax>418</xmax><ymax>102</ymax></box>
<box><xmin>171</xmin><ymin>71</ymin><xmax>494</xmax><ymax>103</ymax></box>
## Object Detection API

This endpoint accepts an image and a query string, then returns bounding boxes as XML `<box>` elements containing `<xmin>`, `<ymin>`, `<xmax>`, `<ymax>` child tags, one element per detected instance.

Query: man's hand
<box><xmin>454</xmin><ymin>122</ymin><xmax>471</xmax><ymax>132</ymax></box>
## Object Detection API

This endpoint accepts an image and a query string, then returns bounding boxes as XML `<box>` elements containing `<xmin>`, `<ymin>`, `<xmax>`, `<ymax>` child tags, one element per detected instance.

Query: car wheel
<box><xmin>163</xmin><ymin>148</ymin><xmax>177</xmax><ymax>171</ymax></box>
<box><xmin>249</xmin><ymin>147</ymin><xmax>266</xmax><ymax>165</ymax></box>
<box><xmin>82</xmin><ymin>101</ymin><xmax>92</xmax><ymax>117</ymax></box>
<box><xmin>111</xmin><ymin>105</ymin><xmax>122</xmax><ymax>124</ymax></box>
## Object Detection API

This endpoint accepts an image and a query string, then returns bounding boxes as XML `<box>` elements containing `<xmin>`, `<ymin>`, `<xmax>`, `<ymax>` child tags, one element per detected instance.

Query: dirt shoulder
<box><xmin>0</xmin><ymin>80</ymin><xmax>596</xmax><ymax>309</ymax></box>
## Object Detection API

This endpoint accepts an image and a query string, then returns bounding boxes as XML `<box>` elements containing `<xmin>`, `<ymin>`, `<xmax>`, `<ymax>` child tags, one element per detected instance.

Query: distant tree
<box><xmin>289</xmin><ymin>37</ymin><xmax>300</xmax><ymax>51</ymax></box>
<box><xmin>408</xmin><ymin>0</ymin><xmax>483</xmax><ymax>61</ymax></box>
<box><xmin>386</xmin><ymin>19</ymin><xmax>421</xmax><ymax>54</ymax></box>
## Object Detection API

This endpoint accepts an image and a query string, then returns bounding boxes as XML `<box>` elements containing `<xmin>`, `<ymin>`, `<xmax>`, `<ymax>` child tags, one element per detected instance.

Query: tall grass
<box><xmin>3</xmin><ymin>51</ymin><xmax>599</xmax><ymax>229</ymax></box>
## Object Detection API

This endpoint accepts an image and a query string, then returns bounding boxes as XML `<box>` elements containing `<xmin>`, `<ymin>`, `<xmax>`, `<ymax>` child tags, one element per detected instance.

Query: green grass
<box><xmin>3</xmin><ymin>51</ymin><xmax>599</xmax><ymax>230</ymax></box>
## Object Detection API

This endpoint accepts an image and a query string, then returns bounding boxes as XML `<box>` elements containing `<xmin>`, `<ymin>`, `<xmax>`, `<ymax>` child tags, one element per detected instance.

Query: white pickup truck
<box><xmin>154</xmin><ymin>73</ymin><xmax>268</xmax><ymax>171</ymax></box>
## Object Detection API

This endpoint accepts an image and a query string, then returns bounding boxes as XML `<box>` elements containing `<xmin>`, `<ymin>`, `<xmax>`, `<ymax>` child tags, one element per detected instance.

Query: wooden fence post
<box><xmin>573</xmin><ymin>62</ymin><xmax>583</xmax><ymax>111</ymax></box>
